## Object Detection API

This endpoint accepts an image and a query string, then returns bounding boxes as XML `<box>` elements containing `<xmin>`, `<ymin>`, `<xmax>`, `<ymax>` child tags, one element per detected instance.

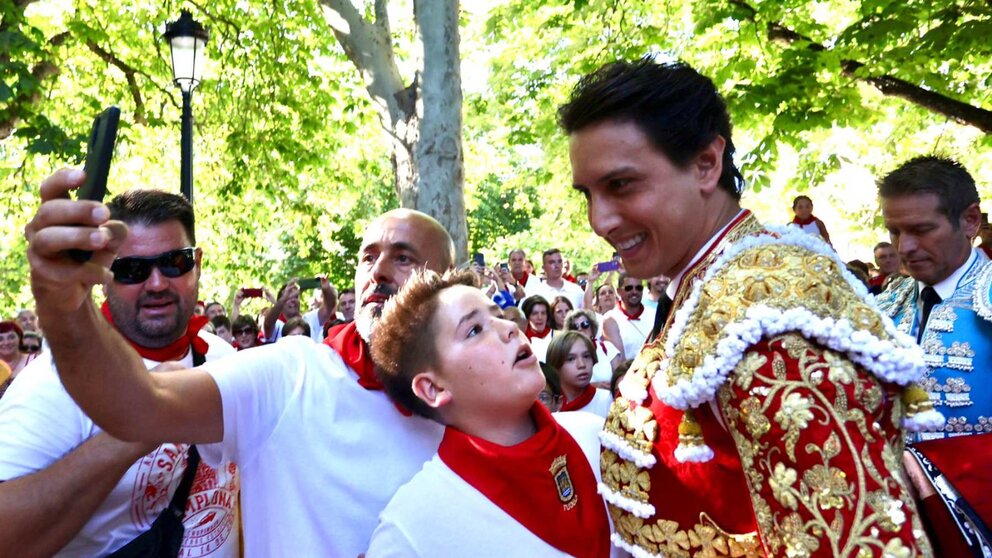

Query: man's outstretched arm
<box><xmin>0</xmin><ymin>433</ymin><xmax>153</xmax><ymax>558</ymax></box>
<box><xmin>25</xmin><ymin>168</ymin><xmax>223</xmax><ymax>444</ymax></box>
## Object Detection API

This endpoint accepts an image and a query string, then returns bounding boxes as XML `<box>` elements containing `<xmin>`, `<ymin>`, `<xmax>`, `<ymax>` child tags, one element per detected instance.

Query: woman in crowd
<box><xmin>790</xmin><ymin>194</ymin><xmax>832</xmax><ymax>245</ymax></box>
<box><xmin>0</xmin><ymin>321</ymin><xmax>37</xmax><ymax>381</ymax></box>
<box><xmin>521</xmin><ymin>295</ymin><xmax>554</xmax><ymax>361</ymax></box>
<box><xmin>544</xmin><ymin>331</ymin><xmax>613</xmax><ymax>418</ymax></box>
<box><xmin>550</xmin><ymin>296</ymin><xmax>574</xmax><ymax>331</ymax></box>
<box><xmin>367</xmin><ymin>270</ymin><xmax>614</xmax><ymax>557</ymax></box>
<box><xmin>564</xmin><ymin>309</ymin><xmax>621</xmax><ymax>387</ymax></box>
<box><xmin>231</xmin><ymin>315</ymin><xmax>262</xmax><ymax>350</ymax></box>
<box><xmin>281</xmin><ymin>317</ymin><xmax>312</xmax><ymax>338</ymax></box>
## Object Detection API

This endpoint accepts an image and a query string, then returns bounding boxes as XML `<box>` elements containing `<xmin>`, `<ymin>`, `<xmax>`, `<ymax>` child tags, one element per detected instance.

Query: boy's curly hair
<box><xmin>370</xmin><ymin>269</ymin><xmax>478</xmax><ymax>420</ymax></box>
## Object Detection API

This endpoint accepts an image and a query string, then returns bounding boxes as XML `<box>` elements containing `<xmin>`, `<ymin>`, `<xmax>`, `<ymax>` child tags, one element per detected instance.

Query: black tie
<box><xmin>917</xmin><ymin>286</ymin><xmax>942</xmax><ymax>343</ymax></box>
<box><xmin>648</xmin><ymin>293</ymin><xmax>673</xmax><ymax>344</ymax></box>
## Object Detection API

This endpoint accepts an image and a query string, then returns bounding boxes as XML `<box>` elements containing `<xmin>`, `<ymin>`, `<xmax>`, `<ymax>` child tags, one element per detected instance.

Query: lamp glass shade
<box><xmin>170</xmin><ymin>35</ymin><xmax>207</xmax><ymax>93</ymax></box>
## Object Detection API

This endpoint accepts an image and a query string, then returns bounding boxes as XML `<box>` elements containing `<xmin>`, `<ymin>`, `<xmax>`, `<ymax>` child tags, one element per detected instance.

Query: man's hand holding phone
<box><xmin>25</xmin><ymin>168</ymin><xmax>127</xmax><ymax>316</ymax></box>
<box><xmin>26</xmin><ymin>107</ymin><xmax>124</xmax><ymax>318</ymax></box>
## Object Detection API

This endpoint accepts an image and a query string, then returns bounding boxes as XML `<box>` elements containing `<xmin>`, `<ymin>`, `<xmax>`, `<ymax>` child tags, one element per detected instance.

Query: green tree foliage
<box><xmin>480</xmin><ymin>0</ymin><xmax>990</xmax><ymax>260</ymax></box>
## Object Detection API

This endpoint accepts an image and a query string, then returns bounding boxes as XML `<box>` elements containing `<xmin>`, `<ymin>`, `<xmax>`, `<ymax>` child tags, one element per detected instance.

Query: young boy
<box><xmin>367</xmin><ymin>271</ymin><xmax>616</xmax><ymax>557</ymax></box>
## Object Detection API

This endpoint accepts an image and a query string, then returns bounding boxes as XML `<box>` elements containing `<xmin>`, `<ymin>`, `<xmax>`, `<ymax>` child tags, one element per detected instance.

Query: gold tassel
<box><xmin>674</xmin><ymin>408</ymin><xmax>714</xmax><ymax>463</ymax></box>
<box><xmin>901</xmin><ymin>383</ymin><xmax>944</xmax><ymax>432</ymax></box>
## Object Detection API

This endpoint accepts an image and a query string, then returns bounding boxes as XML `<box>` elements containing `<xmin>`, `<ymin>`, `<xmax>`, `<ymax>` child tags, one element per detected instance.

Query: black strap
<box><xmin>907</xmin><ymin>446</ymin><xmax>992</xmax><ymax>556</ymax></box>
<box><xmin>107</xmin><ymin>347</ymin><xmax>206</xmax><ymax>558</ymax></box>
<box><xmin>106</xmin><ymin>446</ymin><xmax>200</xmax><ymax>558</ymax></box>
<box><xmin>918</xmin><ymin>286</ymin><xmax>942</xmax><ymax>343</ymax></box>
<box><xmin>647</xmin><ymin>293</ymin><xmax>673</xmax><ymax>344</ymax></box>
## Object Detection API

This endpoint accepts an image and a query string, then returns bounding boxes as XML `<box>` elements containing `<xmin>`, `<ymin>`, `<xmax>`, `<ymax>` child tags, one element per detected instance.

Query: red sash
<box><xmin>561</xmin><ymin>385</ymin><xmax>597</xmax><ymax>412</ymax></box>
<box><xmin>100</xmin><ymin>302</ymin><xmax>208</xmax><ymax>362</ymax></box>
<box><xmin>526</xmin><ymin>325</ymin><xmax>552</xmax><ymax>340</ymax></box>
<box><xmin>438</xmin><ymin>404</ymin><xmax>610</xmax><ymax>557</ymax></box>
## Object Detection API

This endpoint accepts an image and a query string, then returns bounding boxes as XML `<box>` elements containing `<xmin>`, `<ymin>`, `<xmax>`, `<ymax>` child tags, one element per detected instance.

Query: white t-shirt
<box><xmin>529</xmin><ymin>331</ymin><xmax>555</xmax><ymax>364</ymax></box>
<box><xmin>366</xmin><ymin>411</ymin><xmax>624</xmax><ymax>558</ymax></box>
<box><xmin>565</xmin><ymin>388</ymin><xmax>613</xmax><ymax>420</ymax></box>
<box><xmin>200</xmin><ymin>336</ymin><xmax>444</xmax><ymax>557</ymax></box>
<box><xmin>530</xmin><ymin>279</ymin><xmax>585</xmax><ymax>310</ymax></box>
<box><xmin>604</xmin><ymin>305</ymin><xmax>657</xmax><ymax>360</ymax></box>
<box><xmin>0</xmin><ymin>331</ymin><xmax>240</xmax><ymax>558</ymax></box>
<box><xmin>269</xmin><ymin>308</ymin><xmax>325</xmax><ymax>342</ymax></box>
<box><xmin>591</xmin><ymin>338</ymin><xmax>620</xmax><ymax>384</ymax></box>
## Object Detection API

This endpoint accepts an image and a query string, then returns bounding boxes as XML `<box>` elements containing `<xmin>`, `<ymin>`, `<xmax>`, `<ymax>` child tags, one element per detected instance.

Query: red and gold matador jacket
<box><xmin>600</xmin><ymin>211</ymin><xmax>942</xmax><ymax>558</ymax></box>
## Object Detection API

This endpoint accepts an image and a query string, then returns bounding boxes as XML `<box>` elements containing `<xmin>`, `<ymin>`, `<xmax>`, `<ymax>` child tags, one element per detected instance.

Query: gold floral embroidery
<box><xmin>740</xmin><ymin>396</ymin><xmax>770</xmax><ymax>440</ymax></box>
<box><xmin>717</xmin><ymin>336</ymin><xmax>933</xmax><ymax>558</ymax></box>
<box><xmin>611</xmin><ymin>511</ymin><xmax>763</xmax><ymax>558</ymax></box>
<box><xmin>662</xmin><ymin>245</ymin><xmax>895</xmax><ymax>390</ymax></box>
<box><xmin>780</xmin><ymin>512</ymin><xmax>820</xmax><ymax>557</ymax></box>
<box><xmin>775</xmin><ymin>392</ymin><xmax>815</xmax><ymax>460</ymax></box>
<box><xmin>733</xmin><ymin>352</ymin><xmax>767</xmax><ymax>390</ymax></box>
<box><xmin>600</xmin><ymin>448</ymin><xmax>651</xmax><ymax>504</ymax></box>
<box><xmin>770</xmin><ymin>463</ymin><xmax>799</xmax><ymax>510</ymax></box>
<box><xmin>802</xmin><ymin>464</ymin><xmax>852</xmax><ymax>510</ymax></box>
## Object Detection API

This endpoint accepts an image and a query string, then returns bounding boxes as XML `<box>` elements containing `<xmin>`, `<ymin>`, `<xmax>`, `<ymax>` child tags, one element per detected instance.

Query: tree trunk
<box><xmin>412</xmin><ymin>0</ymin><xmax>467</xmax><ymax>263</ymax></box>
<box><xmin>321</xmin><ymin>0</ymin><xmax>469</xmax><ymax>262</ymax></box>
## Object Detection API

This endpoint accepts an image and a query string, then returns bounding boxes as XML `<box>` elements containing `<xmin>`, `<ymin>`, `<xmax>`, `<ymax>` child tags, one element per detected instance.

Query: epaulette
<box><xmin>974</xmin><ymin>260</ymin><xmax>992</xmax><ymax>325</ymax></box>
<box><xmin>614</xmin><ymin>225</ymin><xmax>938</xmax><ymax>463</ymax></box>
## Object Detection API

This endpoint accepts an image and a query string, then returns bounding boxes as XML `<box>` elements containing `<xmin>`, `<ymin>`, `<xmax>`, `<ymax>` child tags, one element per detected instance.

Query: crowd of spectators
<box><xmin>0</xmin><ymin>224</ymin><xmax>924</xmax><ymax>404</ymax></box>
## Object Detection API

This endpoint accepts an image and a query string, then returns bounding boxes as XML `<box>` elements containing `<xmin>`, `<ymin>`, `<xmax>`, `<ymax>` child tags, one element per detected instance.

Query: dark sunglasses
<box><xmin>22</xmin><ymin>344</ymin><xmax>41</xmax><ymax>353</ymax></box>
<box><xmin>233</xmin><ymin>328</ymin><xmax>257</xmax><ymax>336</ymax></box>
<box><xmin>111</xmin><ymin>248</ymin><xmax>197</xmax><ymax>285</ymax></box>
<box><xmin>623</xmin><ymin>284</ymin><xmax>644</xmax><ymax>292</ymax></box>
<box><xmin>572</xmin><ymin>320</ymin><xmax>591</xmax><ymax>330</ymax></box>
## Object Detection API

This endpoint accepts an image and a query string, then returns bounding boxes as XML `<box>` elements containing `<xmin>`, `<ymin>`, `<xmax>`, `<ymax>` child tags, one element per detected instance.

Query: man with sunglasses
<box><xmin>25</xmin><ymin>168</ymin><xmax>454</xmax><ymax>556</ymax></box>
<box><xmin>1</xmin><ymin>189</ymin><xmax>239</xmax><ymax>557</ymax></box>
<box><xmin>602</xmin><ymin>273</ymin><xmax>655</xmax><ymax>361</ymax></box>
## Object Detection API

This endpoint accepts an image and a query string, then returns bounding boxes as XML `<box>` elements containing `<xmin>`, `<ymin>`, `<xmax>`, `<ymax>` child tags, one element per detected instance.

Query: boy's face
<box><xmin>426</xmin><ymin>286</ymin><xmax>544</xmax><ymax>418</ymax></box>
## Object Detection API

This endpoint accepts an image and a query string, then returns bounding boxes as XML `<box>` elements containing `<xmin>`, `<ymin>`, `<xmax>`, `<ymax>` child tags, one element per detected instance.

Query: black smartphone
<box><xmin>472</xmin><ymin>252</ymin><xmax>486</xmax><ymax>267</ymax></box>
<box><xmin>69</xmin><ymin>106</ymin><xmax>120</xmax><ymax>262</ymax></box>
<box><xmin>242</xmin><ymin>288</ymin><xmax>264</xmax><ymax>298</ymax></box>
<box><xmin>498</xmin><ymin>263</ymin><xmax>509</xmax><ymax>272</ymax></box>
<box><xmin>298</xmin><ymin>277</ymin><xmax>322</xmax><ymax>290</ymax></box>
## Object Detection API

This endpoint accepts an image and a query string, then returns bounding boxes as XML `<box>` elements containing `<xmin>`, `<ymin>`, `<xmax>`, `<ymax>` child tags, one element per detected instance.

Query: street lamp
<box><xmin>163</xmin><ymin>10</ymin><xmax>208</xmax><ymax>203</ymax></box>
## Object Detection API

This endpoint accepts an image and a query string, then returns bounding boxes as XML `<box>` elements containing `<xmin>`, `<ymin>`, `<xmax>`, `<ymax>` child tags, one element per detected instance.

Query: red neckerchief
<box><xmin>324</xmin><ymin>322</ymin><xmax>412</xmax><ymax>416</ymax></box>
<box><xmin>514</xmin><ymin>271</ymin><xmax>530</xmax><ymax>287</ymax></box>
<box><xmin>792</xmin><ymin>214</ymin><xmax>816</xmax><ymax>226</ymax></box>
<box><xmin>560</xmin><ymin>384</ymin><xmax>597</xmax><ymax>412</ymax></box>
<box><xmin>618</xmin><ymin>301</ymin><xmax>644</xmax><ymax>320</ymax></box>
<box><xmin>100</xmin><ymin>301</ymin><xmax>209</xmax><ymax>362</ymax></box>
<box><xmin>438</xmin><ymin>403</ymin><xmax>610</xmax><ymax>558</ymax></box>
<box><xmin>526</xmin><ymin>325</ymin><xmax>552</xmax><ymax>340</ymax></box>
<box><xmin>325</xmin><ymin>321</ymin><xmax>381</xmax><ymax>390</ymax></box>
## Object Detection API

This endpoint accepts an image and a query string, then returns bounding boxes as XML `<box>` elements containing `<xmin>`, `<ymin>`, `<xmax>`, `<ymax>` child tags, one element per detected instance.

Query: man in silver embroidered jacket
<box><xmin>876</xmin><ymin>156</ymin><xmax>992</xmax><ymax>442</ymax></box>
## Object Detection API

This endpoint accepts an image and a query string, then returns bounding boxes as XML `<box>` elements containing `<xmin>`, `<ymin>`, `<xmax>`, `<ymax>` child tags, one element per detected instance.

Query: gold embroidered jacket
<box><xmin>600</xmin><ymin>212</ymin><xmax>932</xmax><ymax>558</ymax></box>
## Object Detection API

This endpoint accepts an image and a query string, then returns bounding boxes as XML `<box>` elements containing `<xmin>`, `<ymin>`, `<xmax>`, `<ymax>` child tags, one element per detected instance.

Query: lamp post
<box><xmin>163</xmin><ymin>10</ymin><xmax>208</xmax><ymax>204</ymax></box>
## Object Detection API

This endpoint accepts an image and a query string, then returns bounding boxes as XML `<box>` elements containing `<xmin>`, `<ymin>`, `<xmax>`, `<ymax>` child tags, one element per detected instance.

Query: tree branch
<box><xmin>86</xmin><ymin>40</ymin><xmax>147</xmax><ymax>124</ymax></box>
<box><xmin>727</xmin><ymin>0</ymin><xmax>992</xmax><ymax>134</ymax></box>
<box><xmin>319</xmin><ymin>0</ymin><xmax>411</xmax><ymax>127</ymax></box>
